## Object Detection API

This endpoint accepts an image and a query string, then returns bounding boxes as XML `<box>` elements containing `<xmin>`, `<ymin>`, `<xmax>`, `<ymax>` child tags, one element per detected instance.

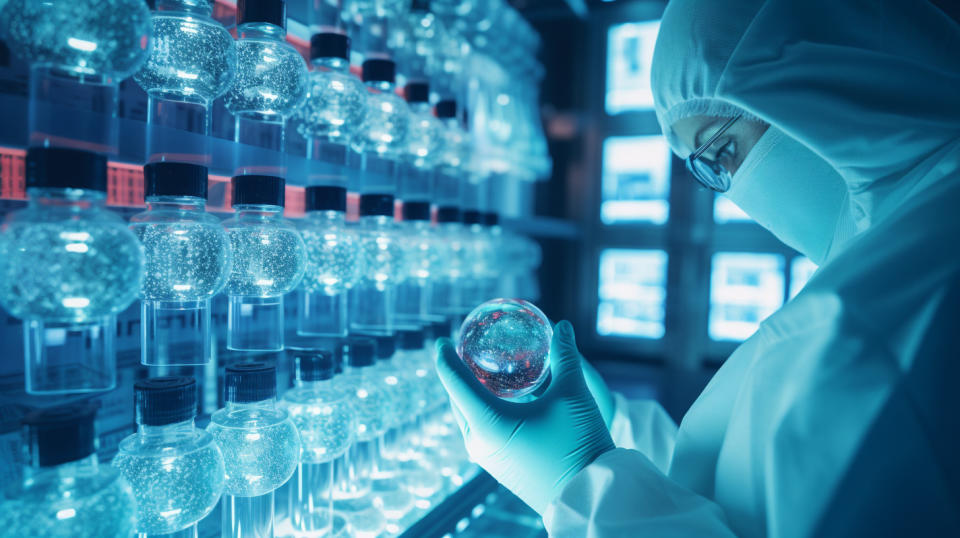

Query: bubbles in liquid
<box><xmin>225</xmin><ymin>37</ymin><xmax>308</xmax><ymax>118</ymax></box>
<box><xmin>0</xmin><ymin>0</ymin><xmax>151</xmax><ymax>77</ymax></box>
<box><xmin>299</xmin><ymin>217</ymin><xmax>360</xmax><ymax>295</ymax></box>
<box><xmin>134</xmin><ymin>13</ymin><xmax>236</xmax><ymax>102</ymax></box>
<box><xmin>354</xmin><ymin>220</ymin><xmax>404</xmax><ymax>288</ymax></box>
<box><xmin>296</xmin><ymin>67</ymin><xmax>366</xmax><ymax>142</ymax></box>
<box><xmin>112</xmin><ymin>433</ymin><xmax>225</xmax><ymax>534</ymax></box>
<box><xmin>224</xmin><ymin>226</ymin><xmax>306</xmax><ymax>297</ymax></box>
<box><xmin>457</xmin><ymin>298</ymin><xmax>553</xmax><ymax>400</ymax></box>
<box><xmin>0</xmin><ymin>220</ymin><xmax>143</xmax><ymax>322</ymax></box>
<box><xmin>206</xmin><ymin>408</ymin><xmax>301</xmax><ymax>496</ymax></box>
<box><xmin>131</xmin><ymin>221</ymin><xmax>231</xmax><ymax>301</ymax></box>
<box><xmin>341</xmin><ymin>374</ymin><xmax>391</xmax><ymax>442</ymax></box>
<box><xmin>0</xmin><ymin>467</ymin><xmax>136</xmax><ymax>538</ymax></box>
<box><xmin>351</xmin><ymin>90</ymin><xmax>410</xmax><ymax>158</ymax></box>
<box><xmin>283</xmin><ymin>388</ymin><xmax>355</xmax><ymax>463</ymax></box>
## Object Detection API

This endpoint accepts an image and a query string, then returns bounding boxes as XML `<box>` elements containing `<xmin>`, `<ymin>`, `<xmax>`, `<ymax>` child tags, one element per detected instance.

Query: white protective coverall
<box><xmin>543</xmin><ymin>1</ymin><xmax>960</xmax><ymax>536</ymax></box>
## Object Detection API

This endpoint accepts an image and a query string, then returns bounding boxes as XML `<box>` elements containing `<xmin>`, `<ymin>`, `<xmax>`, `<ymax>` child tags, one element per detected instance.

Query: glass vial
<box><xmin>130</xmin><ymin>162</ymin><xmax>232</xmax><ymax>366</ymax></box>
<box><xmin>281</xmin><ymin>347</ymin><xmax>355</xmax><ymax>535</ymax></box>
<box><xmin>0</xmin><ymin>402</ymin><xmax>137</xmax><ymax>537</ymax></box>
<box><xmin>298</xmin><ymin>186</ymin><xmax>359</xmax><ymax>336</ymax></box>
<box><xmin>207</xmin><ymin>362</ymin><xmax>300</xmax><ymax>538</ymax></box>
<box><xmin>113</xmin><ymin>377</ymin><xmax>226</xmax><ymax>537</ymax></box>
<box><xmin>0</xmin><ymin>148</ymin><xmax>144</xmax><ymax>394</ymax></box>
<box><xmin>222</xmin><ymin>175</ymin><xmax>307</xmax><ymax>351</ymax></box>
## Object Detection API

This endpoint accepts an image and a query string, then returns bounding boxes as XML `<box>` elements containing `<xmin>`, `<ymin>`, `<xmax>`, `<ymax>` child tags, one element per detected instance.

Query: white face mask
<box><xmin>725</xmin><ymin>126</ymin><xmax>855</xmax><ymax>265</ymax></box>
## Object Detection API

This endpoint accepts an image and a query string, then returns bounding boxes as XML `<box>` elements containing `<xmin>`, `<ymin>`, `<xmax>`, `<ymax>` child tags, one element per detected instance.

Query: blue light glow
<box><xmin>709</xmin><ymin>252</ymin><xmax>785</xmax><ymax>341</ymax></box>
<box><xmin>597</xmin><ymin>249</ymin><xmax>667</xmax><ymax>338</ymax></box>
<box><xmin>601</xmin><ymin>135</ymin><xmax>671</xmax><ymax>225</ymax></box>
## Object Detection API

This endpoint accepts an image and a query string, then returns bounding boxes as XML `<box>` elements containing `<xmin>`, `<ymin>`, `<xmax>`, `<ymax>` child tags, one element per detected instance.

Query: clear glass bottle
<box><xmin>298</xmin><ymin>186</ymin><xmax>359</xmax><ymax>336</ymax></box>
<box><xmin>281</xmin><ymin>346</ymin><xmax>355</xmax><ymax>535</ymax></box>
<box><xmin>222</xmin><ymin>175</ymin><xmax>307</xmax><ymax>351</ymax></box>
<box><xmin>207</xmin><ymin>362</ymin><xmax>300</xmax><ymax>538</ymax></box>
<box><xmin>129</xmin><ymin>162</ymin><xmax>232</xmax><ymax>367</ymax></box>
<box><xmin>225</xmin><ymin>0</ymin><xmax>308</xmax><ymax>172</ymax></box>
<box><xmin>113</xmin><ymin>377</ymin><xmax>226</xmax><ymax>537</ymax></box>
<box><xmin>332</xmin><ymin>338</ymin><xmax>387</xmax><ymax>536</ymax></box>
<box><xmin>0</xmin><ymin>147</ymin><xmax>144</xmax><ymax>394</ymax></box>
<box><xmin>296</xmin><ymin>32</ymin><xmax>366</xmax><ymax>147</ymax></box>
<box><xmin>135</xmin><ymin>0</ymin><xmax>237</xmax><ymax>160</ymax></box>
<box><xmin>349</xmin><ymin>193</ymin><xmax>404</xmax><ymax>335</ymax></box>
<box><xmin>1</xmin><ymin>0</ymin><xmax>151</xmax><ymax>152</ymax></box>
<box><xmin>351</xmin><ymin>58</ymin><xmax>409</xmax><ymax>159</ymax></box>
<box><xmin>0</xmin><ymin>403</ymin><xmax>137</xmax><ymax>537</ymax></box>
<box><xmin>389</xmin><ymin>0</ymin><xmax>449</xmax><ymax>85</ymax></box>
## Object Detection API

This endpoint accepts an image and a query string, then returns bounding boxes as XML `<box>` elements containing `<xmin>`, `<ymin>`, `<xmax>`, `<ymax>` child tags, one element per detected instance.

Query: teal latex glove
<box><xmin>581</xmin><ymin>358</ymin><xmax>616</xmax><ymax>429</ymax></box>
<box><xmin>435</xmin><ymin>320</ymin><xmax>615</xmax><ymax>514</ymax></box>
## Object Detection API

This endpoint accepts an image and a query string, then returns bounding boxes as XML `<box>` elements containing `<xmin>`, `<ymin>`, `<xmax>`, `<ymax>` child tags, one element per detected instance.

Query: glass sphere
<box><xmin>0</xmin><ymin>194</ymin><xmax>144</xmax><ymax>323</ymax></box>
<box><xmin>0</xmin><ymin>0</ymin><xmax>151</xmax><ymax>78</ymax></box>
<box><xmin>0</xmin><ymin>465</ymin><xmax>136</xmax><ymax>537</ymax></box>
<box><xmin>296</xmin><ymin>63</ymin><xmax>367</xmax><ymax>143</ymax></box>
<box><xmin>112</xmin><ymin>430</ymin><xmax>225</xmax><ymax>534</ymax></box>
<box><xmin>134</xmin><ymin>9</ymin><xmax>237</xmax><ymax>103</ymax></box>
<box><xmin>224</xmin><ymin>29</ymin><xmax>308</xmax><ymax>119</ymax></box>
<box><xmin>299</xmin><ymin>212</ymin><xmax>360</xmax><ymax>295</ymax></box>
<box><xmin>457</xmin><ymin>298</ymin><xmax>552</xmax><ymax>400</ymax></box>
<box><xmin>206</xmin><ymin>406</ymin><xmax>301</xmax><ymax>496</ymax></box>
<box><xmin>129</xmin><ymin>205</ymin><xmax>232</xmax><ymax>301</ymax></box>
<box><xmin>351</xmin><ymin>89</ymin><xmax>410</xmax><ymax>158</ymax></box>
<box><xmin>222</xmin><ymin>212</ymin><xmax>307</xmax><ymax>298</ymax></box>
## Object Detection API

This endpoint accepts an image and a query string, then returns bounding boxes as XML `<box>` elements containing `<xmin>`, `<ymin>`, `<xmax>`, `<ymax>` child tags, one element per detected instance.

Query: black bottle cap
<box><xmin>405</xmin><ymin>82</ymin><xmax>429</xmax><ymax>103</ymax></box>
<box><xmin>359</xmin><ymin>193</ymin><xmax>394</xmax><ymax>217</ymax></box>
<box><xmin>225</xmin><ymin>361</ymin><xmax>277</xmax><ymax>403</ymax></box>
<box><xmin>238</xmin><ymin>0</ymin><xmax>286</xmax><ymax>28</ymax></box>
<box><xmin>436</xmin><ymin>206</ymin><xmax>461</xmax><ymax>223</ymax></box>
<box><xmin>402</xmin><ymin>201</ymin><xmax>430</xmax><ymax>221</ymax></box>
<box><xmin>463</xmin><ymin>210</ymin><xmax>483</xmax><ymax>225</ymax></box>
<box><xmin>288</xmin><ymin>347</ymin><xmax>336</xmax><ymax>381</ymax></box>
<box><xmin>410</xmin><ymin>0</ymin><xmax>430</xmax><ymax>12</ymax></box>
<box><xmin>232</xmin><ymin>174</ymin><xmax>285</xmax><ymax>207</ymax></box>
<box><xmin>397</xmin><ymin>328</ymin><xmax>425</xmax><ymax>350</ymax></box>
<box><xmin>374</xmin><ymin>335</ymin><xmax>396</xmax><ymax>360</ymax></box>
<box><xmin>144</xmin><ymin>162</ymin><xmax>208</xmax><ymax>199</ymax></box>
<box><xmin>484</xmin><ymin>211</ymin><xmax>499</xmax><ymax>226</ymax></box>
<box><xmin>22</xmin><ymin>402</ymin><xmax>98</xmax><ymax>467</ymax></box>
<box><xmin>347</xmin><ymin>338</ymin><xmax>376</xmax><ymax>367</ymax></box>
<box><xmin>310</xmin><ymin>32</ymin><xmax>349</xmax><ymax>61</ymax></box>
<box><xmin>26</xmin><ymin>147</ymin><xmax>107</xmax><ymax>192</ymax></box>
<box><xmin>135</xmin><ymin>376</ymin><xmax>197</xmax><ymax>426</ymax></box>
<box><xmin>435</xmin><ymin>100</ymin><xmax>457</xmax><ymax>119</ymax></box>
<box><xmin>362</xmin><ymin>58</ymin><xmax>396</xmax><ymax>84</ymax></box>
<box><xmin>305</xmin><ymin>185</ymin><xmax>346</xmax><ymax>212</ymax></box>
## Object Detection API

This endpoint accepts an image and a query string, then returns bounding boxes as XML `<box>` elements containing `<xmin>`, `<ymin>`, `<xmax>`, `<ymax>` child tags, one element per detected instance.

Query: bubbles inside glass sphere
<box><xmin>457</xmin><ymin>298</ymin><xmax>552</xmax><ymax>400</ymax></box>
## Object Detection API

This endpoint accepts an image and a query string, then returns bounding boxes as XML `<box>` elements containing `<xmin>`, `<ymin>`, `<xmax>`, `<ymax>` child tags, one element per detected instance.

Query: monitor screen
<box><xmin>601</xmin><ymin>135</ymin><xmax>671</xmax><ymax>224</ymax></box>
<box><xmin>709</xmin><ymin>252</ymin><xmax>785</xmax><ymax>341</ymax></box>
<box><xmin>605</xmin><ymin>20</ymin><xmax>660</xmax><ymax>114</ymax></box>
<box><xmin>597</xmin><ymin>248</ymin><xmax>668</xmax><ymax>338</ymax></box>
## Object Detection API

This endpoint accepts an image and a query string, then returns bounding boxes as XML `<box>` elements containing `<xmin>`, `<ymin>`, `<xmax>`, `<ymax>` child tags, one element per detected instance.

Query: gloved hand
<box><xmin>435</xmin><ymin>320</ymin><xmax>615</xmax><ymax>514</ymax></box>
<box><xmin>581</xmin><ymin>358</ymin><xmax>616</xmax><ymax>428</ymax></box>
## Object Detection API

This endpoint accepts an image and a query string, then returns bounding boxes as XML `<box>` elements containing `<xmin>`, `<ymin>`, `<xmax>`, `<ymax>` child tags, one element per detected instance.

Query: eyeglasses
<box><xmin>685</xmin><ymin>114</ymin><xmax>742</xmax><ymax>192</ymax></box>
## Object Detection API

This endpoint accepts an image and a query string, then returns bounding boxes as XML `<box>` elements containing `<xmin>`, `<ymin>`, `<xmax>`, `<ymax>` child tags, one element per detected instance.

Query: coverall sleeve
<box><xmin>542</xmin><ymin>448</ymin><xmax>736</xmax><ymax>538</ymax></box>
<box><xmin>608</xmin><ymin>393</ymin><xmax>677</xmax><ymax>474</ymax></box>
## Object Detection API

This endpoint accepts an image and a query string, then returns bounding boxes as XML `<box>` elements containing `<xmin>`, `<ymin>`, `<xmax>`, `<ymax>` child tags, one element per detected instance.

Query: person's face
<box><xmin>672</xmin><ymin>115</ymin><xmax>770</xmax><ymax>176</ymax></box>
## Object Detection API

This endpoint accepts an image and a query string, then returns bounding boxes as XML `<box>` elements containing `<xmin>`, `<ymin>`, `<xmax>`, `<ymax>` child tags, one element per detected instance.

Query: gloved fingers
<box><xmin>548</xmin><ymin>320</ymin><xmax>586</xmax><ymax>384</ymax></box>
<box><xmin>435</xmin><ymin>338</ymin><xmax>501</xmax><ymax>425</ymax></box>
<box><xmin>448</xmin><ymin>400</ymin><xmax>469</xmax><ymax>438</ymax></box>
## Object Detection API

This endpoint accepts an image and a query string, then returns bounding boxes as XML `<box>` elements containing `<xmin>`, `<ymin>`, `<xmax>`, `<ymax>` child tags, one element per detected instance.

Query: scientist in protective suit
<box><xmin>433</xmin><ymin>0</ymin><xmax>960</xmax><ymax>535</ymax></box>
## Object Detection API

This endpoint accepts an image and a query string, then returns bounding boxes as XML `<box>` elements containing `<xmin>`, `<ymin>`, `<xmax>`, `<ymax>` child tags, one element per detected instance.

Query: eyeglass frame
<box><xmin>684</xmin><ymin>114</ymin><xmax>743</xmax><ymax>192</ymax></box>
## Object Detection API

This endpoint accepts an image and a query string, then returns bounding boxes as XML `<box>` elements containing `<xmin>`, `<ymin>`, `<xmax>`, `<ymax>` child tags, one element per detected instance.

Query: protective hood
<box><xmin>651</xmin><ymin>0</ymin><xmax>960</xmax><ymax>236</ymax></box>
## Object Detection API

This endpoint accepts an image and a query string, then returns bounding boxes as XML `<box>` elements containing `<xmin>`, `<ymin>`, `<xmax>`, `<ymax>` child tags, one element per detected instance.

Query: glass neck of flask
<box><xmin>24</xmin><ymin>453</ymin><xmax>100</xmax><ymax>483</ymax></box>
<box><xmin>225</xmin><ymin>397</ymin><xmax>277</xmax><ymax>411</ymax></box>
<box><xmin>405</xmin><ymin>219</ymin><xmax>430</xmax><ymax>232</ymax></box>
<box><xmin>311</xmin><ymin>57</ymin><xmax>350</xmax><ymax>72</ymax></box>
<box><xmin>28</xmin><ymin>188</ymin><xmax>106</xmax><ymax>210</ymax></box>
<box><xmin>156</xmin><ymin>0</ymin><xmax>213</xmax><ymax>16</ymax></box>
<box><xmin>234</xmin><ymin>204</ymin><xmax>284</xmax><ymax>220</ymax></box>
<box><xmin>239</xmin><ymin>22</ymin><xmax>286</xmax><ymax>41</ymax></box>
<box><xmin>146</xmin><ymin>195</ymin><xmax>207</xmax><ymax>211</ymax></box>
<box><xmin>306</xmin><ymin>209</ymin><xmax>346</xmax><ymax>223</ymax></box>
<box><xmin>138</xmin><ymin>418</ymin><xmax>197</xmax><ymax>441</ymax></box>
<box><xmin>409</xmin><ymin>101</ymin><xmax>432</xmax><ymax>114</ymax></box>
<box><xmin>346</xmin><ymin>364</ymin><xmax>374</xmax><ymax>379</ymax></box>
<box><xmin>359</xmin><ymin>214</ymin><xmax>392</xmax><ymax>229</ymax></box>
